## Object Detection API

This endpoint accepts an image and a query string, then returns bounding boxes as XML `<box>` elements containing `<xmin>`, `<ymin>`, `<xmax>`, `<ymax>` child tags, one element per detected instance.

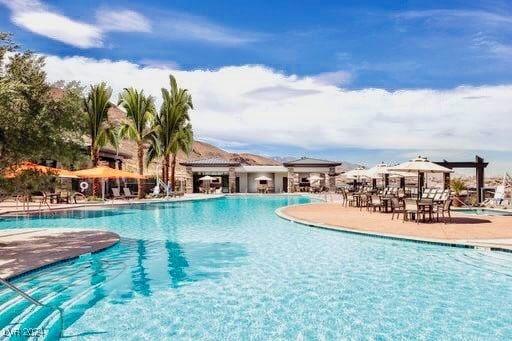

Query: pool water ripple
<box><xmin>0</xmin><ymin>196</ymin><xmax>511</xmax><ymax>339</ymax></box>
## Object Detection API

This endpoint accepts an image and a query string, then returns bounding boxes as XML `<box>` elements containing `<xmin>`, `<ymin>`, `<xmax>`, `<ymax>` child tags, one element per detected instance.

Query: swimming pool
<box><xmin>454</xmin><ymin>208</ymin><xmax>512</xmax><ymax>216</ymax></box>
<box><xmin>1</xmin><ymin>196</ymin><xmax>512</xmax><ymax>339</ymax></box>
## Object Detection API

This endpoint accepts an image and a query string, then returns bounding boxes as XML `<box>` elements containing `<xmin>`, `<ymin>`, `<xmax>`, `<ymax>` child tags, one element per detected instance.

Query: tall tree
<box><xmin>146</xmin><ymin>75</ymin><xmax>193</xmax><ymax>190</ymax></box>
<box><xmin>169</xmin><ymin>123</ymin><xmax>193</xmax><ymax>191</ymax></box>
<box><xmin>118</xmin><ymin>88</ymin><xmax>155</xmax><ymax>198</ymax></box>
<box><xmin>83</xmin><ymin>82</ymin><xmax>117</xmax><ymax>195</ymax></box>
<box><xmin>0</xmin><ymin>32</ymin><xmax>86</xmax><ymax>172</ymax></box>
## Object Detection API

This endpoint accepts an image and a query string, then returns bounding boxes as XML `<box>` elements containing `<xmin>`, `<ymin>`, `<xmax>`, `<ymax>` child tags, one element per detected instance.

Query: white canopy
<box><xmin>307</xmin><ymin>175</ymin><xmax>323</xmax><ymax>181</ymax></box>
<box><xmin>364</xmin><ymin>163</ymin><xmax>390</xmax><ymax>179</ymax></box>
<box><xmin>199</xmin><ymin>175</ymin><xmax>215</xmax><ymax>181</ymax></box>
<box><xmin>255</xmin><ymin>176</ymin><xmax>272</xmax><ymax>181</ymax></box>
<box><xmin>387</xmin><ymin>156</ymin><xmax>453</xmax><ymax>174</ymax></box>
<box><xmin>389</xmin><ymin>171</ymin><xmax>418</xmax><ymax>178</ymax></box>
<box><xmin>343</xmin><ymin>167</ymin><xmax>368</xmax><ymax>179</ymax></box>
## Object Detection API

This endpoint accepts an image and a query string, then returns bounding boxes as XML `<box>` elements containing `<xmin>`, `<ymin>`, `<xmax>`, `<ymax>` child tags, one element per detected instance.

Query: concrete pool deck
<box><xmin>0</xmin><ymin>193</ymin><xmax>225</xmax><ymax>216</ymax></box>
<box><xmin>0</xmin><ymin>228</ymin><xmax>120</xmax><ymax>279</ymax></box>
<box><xmin>278</xmin><ymin>203</ymin><xmax>512</xmax><ymax>251</ymax></box>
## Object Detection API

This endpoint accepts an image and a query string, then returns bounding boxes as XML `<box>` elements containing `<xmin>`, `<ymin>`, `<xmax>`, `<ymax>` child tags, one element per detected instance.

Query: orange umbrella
<box><xmin>3</xmin><ymin>162</ymin><xmax>77</xmax><ymax>178</ymax></box>
<box><xmin>72</xmin><ymin>166</ymin><xmax>145</xmax><ymax>179</ymax></box>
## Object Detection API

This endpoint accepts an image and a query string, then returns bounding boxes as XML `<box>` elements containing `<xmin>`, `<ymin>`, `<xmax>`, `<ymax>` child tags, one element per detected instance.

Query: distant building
<box><xmin>180</xmin><ymin>157</ymin><xmax>341</xmax><ymax>193</ymax></box>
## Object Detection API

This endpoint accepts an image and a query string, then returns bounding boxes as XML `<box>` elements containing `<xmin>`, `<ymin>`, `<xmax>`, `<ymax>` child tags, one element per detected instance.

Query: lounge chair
<box><xmin>72</xmin><ymin>192</ymin><xmax>86</xmax><ymax>204</ymax></box>
<box><xmin>123</xmin><ymin>187</ymin><xmax>137</xmax><ymax>199</ymax></box>
<box><xmin>111</xmin><ymin>188</ymin><xmax>122</xmax><ymax>200</ymax></box>
<box><xmin>149</xmin><ymin>185</ymin><xmax>162</xmax><ymax>198</ymax></box>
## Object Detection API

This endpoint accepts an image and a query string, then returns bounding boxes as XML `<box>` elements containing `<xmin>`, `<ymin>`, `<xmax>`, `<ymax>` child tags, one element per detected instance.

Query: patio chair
<box><xmin>359</xmin><ymin>194</ymin><xmax>369</xmax><ymax>211</ymax></box>
<box><xmin>421</xmin><ymin>188</ymin><xmax>431</xmax><ymax>200</ymax></box>
<box><xmin>434</xmin><ymin>199</ymin><xmax>452</xmax><ymax>224</ymax></box>
<box><xmin>58</xmin><ymin>191</ymin><xmax>70</xmax><ymax>204</ymax></box>
<box><xmin>346</xmin><ymin>192</ymin><xmax>356</xmax><ymax>207</ymax></box>
<box><xmin>123</xmin><ymin>187</ymin><xmax>137</xmax><ymax>199</ymax></box>
<box><xmin>403</xmin><ymin>198</ymin><xmax>423</xmax><ymax>224</ymax></box>
<box><xmin>390</xmin><ymin>197</ymin><xmax>404</xmax><ymax>220</ymax></box>
<box><xmin>369</xmin><ymin>195</ymin><xmax>382</xmax><ymax>212</ymax></box>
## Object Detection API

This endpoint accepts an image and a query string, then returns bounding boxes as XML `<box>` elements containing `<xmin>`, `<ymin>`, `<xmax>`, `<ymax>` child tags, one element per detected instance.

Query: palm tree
<box><xmin>169</xmin><ymin>123</ymin><xmax>193</xmax><ymax>191</ymax></box>
<box><xmin>83</xmin><ymin>82</ymin><xmax>117</xmax><ymax>196</ymax></box>
<box><xmin>118</xmin><ymin>88</ymin><xmax>155</xmax><ymax>199</ymax></box>
<box><xmin>146</xmin><ymin>75</ymin><xmax>193</xmax><ymax>190</ymax></box>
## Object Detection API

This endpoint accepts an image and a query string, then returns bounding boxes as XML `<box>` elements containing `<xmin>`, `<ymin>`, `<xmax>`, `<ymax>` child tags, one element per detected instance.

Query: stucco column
<box><xmin>287</xmin><ymin>167</ymin><xmax>294</xmax><ymax>193</ymax></box>
<box><xmin>328</xmin><ymin>167</ymin><xmax>336</xmax><ymax>192</ymax></box>
<box><xmin>229</xmin><ymin>167</ymin><xmax>236</xmax><ymax>193</ymax></box>
<box><xmin>185</xmin><ymin>166</ymin><xmax>193</xmax><ymax>193</ymax></box>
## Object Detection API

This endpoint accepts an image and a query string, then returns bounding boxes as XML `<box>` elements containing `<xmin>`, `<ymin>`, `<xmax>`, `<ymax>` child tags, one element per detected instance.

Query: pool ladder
<box><xmin>0</xmin><ymin>277</ymin><xmax>64</xmax><ymax>338</ymax></box>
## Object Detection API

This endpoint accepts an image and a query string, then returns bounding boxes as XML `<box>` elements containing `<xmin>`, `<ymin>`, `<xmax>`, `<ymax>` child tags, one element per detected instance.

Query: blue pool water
<box><xmin>455</xmin><ymin>208</ymin><xmax>512</xmax><ymax>216</ymax></box>
<box><xmin>1</xmin><ymin>196</ymin><xmax>512</xmax><ymax>339</ymax></box>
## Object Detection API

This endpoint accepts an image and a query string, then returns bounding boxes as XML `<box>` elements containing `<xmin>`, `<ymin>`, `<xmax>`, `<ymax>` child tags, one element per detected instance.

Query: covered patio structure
<box><xmin>283</xmin><ymin>157</ymin><xmax>342</xmax><ymax>193</ymax></box>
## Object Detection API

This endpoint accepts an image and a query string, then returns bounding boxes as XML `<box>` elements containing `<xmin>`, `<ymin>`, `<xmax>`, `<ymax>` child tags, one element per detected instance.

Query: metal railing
<box><xmin>451</xmin><ymin>196</ymin><xmax>482</xmax><ymax>215</ymax></box>
<box><xmin>0</xmin><ymin>277</ymin><xmax>64</xmax><ymax>338</ymax></box>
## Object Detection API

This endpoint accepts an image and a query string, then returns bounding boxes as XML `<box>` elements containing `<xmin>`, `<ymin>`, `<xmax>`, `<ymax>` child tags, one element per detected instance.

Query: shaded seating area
<box><xmin>338</xmin><ymin>186</ymin><xmax>455</xmax><ymax>224</ymax></box>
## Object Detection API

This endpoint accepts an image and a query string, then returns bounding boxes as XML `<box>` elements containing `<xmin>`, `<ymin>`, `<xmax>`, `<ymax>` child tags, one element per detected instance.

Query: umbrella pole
<box><xmin>102</xmin><ymin>179</ymin><xmax>105</xmax><ymax>201</ymax></box>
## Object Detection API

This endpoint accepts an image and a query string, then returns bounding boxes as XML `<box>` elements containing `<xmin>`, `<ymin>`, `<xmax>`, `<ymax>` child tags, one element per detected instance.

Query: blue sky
<box><xmin>1</xmin><ymin>0</ymin><xmax>512</xmax><ymax>175</ymax></box>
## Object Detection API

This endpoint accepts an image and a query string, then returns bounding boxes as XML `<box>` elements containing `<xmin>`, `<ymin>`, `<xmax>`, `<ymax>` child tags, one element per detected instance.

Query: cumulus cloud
<box><xmin>41</xmin><ymin>54</ymin><xmax>512</xmax><ymax>153</ymax></box>
<box><xmin>0</xmin><ymin>0</ymin><xmax>150</xmax><ymax>48</ymax></box>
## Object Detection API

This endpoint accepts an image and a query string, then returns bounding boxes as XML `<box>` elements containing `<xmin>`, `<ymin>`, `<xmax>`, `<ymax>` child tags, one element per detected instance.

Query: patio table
<box><xmin>418</xmin><ymin>200</ymin><xmax>434</xmax><ymax>222</ymax></box>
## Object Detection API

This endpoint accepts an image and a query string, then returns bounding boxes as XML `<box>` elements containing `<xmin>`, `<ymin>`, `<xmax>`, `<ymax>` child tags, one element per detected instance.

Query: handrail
<box><xmin>452</xmin><ymin>196</ymin><xmax>481</xmax><ymax>215</ymax></box>
<box><xmin>0</xmin><ymin>277</ymin><xmax>64</xmax><ymax>338</ymax></box>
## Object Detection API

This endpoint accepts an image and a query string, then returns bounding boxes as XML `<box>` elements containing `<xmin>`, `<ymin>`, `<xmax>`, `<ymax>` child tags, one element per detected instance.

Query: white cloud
<box><xmin>472</xmin><ymin>33</ymin><xmax>512</xmax><ymax>59</ymax></box>
<box><xmin>311</xmin><ymin>70</ymin><xmax>352</xmax><ymax>86</ymax></box>
<box><xmin>139</xmin><ymin>59</ymin><xmax>180</xmax><ymax>70</ymax></box>
<box><xmin>13</xmin><ymin>11</ymin><xmax>103</xmax><ymax>48</ymax></box>
<box><xmin>0</xmin><ymin>0</ymin><xmax>150</xmax><ymax>48</ymax></box>
<box><xmin>41</xmin><ymin>54</ymin><xmax>512</xmax><ymax>154</ymax></box>
<box><xmin>396</xmin><ymin>9</ymin><xmax>512</xmax><ymax>26</ymax></box>
<box><xmin>96</xmin><ymin>9</ymin><xmax>151</xmax><ymax>33</ymax></box>
<box><xmin>156</xmin><ymin>11</ymin><xmax>262</xmax><ymax>45</ymax></box>
<box><xmin>1</xmin><ymin>0</ymin><xmax>103</xmax><ymax>48</ymax></box>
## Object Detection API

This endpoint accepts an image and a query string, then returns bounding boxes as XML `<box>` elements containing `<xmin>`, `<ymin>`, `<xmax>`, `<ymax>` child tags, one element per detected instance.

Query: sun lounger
<box><xmin>123</xmin><ymin>187</ymin><xmax>137</xmax><ymax>199</ymax></box>
<box><xmin>111</xmin><ymin>188</ymin><xmax>123</xmax><ymax>200</ymax></box>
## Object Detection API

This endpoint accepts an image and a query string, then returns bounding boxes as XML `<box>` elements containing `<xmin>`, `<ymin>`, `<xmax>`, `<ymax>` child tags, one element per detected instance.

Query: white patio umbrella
<box><xmin>364</xmin><ymin>163</ymin><xmax>390</xmax><ymax>179</ymax></box>
<box><xmin>387</xmin><ymin>156</ymin><xmax>453</xmax><ymax>174</ymax></box>
<box><xmin>343</xmin><ymin>167</ymin><xmax>368</xmax><ymax>180</ymax></box>
<box><xmin>389</xmin><ymin>171</ymin><xmax>418</xmax><ymax>178</ymax></box>
<box><xmin>254</xmin><ymin>176</ymin><xmax>272</xmax><ymax>181</ymax></box>
<box><xmin>307</xmin><ymin>175</ymin><xmax>323</xmax><ymax>181</ymax></box>
<box><xmin>307</xmin><ymin>175</ymin><xmax>324</xmax><ymax>187</ymax></box>
<box><xmin>198</xmin><ymin>175</ymin><xmax>215</xmax><ymax>181</ymax></box>
<box><xmin>387</xmin><ymin>156</ymin><xmax>453</xmax><ymax>196</ymax></box>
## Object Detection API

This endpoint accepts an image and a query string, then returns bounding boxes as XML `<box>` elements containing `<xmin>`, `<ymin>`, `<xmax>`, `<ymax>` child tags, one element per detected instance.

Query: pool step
<box><xmin>0</xmin><ymin>254</ymin><xmax>129</xmax><ymax>339</ymax></box>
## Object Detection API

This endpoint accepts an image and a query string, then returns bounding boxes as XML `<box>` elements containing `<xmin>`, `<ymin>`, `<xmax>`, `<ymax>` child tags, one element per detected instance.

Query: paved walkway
<box><xmin>0</xmin><ymin>228</ymin><xmax>120</xmax><ymax>279</ymax></box>
<box><xmin>278</xmin><ymin>203</ymin><xmax>512</xmax><ymax>251</ymax></box>
<box><xmin>0</xmin><ymin>194</ymin><xmax>224</xmax><ymax>216</ymax></box>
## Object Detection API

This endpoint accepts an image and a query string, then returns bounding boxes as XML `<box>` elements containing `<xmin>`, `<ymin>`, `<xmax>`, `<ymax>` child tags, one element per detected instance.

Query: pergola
<box><xmin>434</xmin><ymin>155</ymin><xmax>488</xmax><ymax>203</ymax></box>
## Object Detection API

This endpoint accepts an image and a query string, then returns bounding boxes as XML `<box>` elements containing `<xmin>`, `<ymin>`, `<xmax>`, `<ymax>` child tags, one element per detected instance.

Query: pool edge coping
<box><xmin>275</xmin><ymin>204</ymin><xmax>512</xmax><ymax>253</ymax></box>
<box><xmin>0</xmin><ymin>194</ymin><xmax>226</xmax><ymax>218</ymax></box>
<box><xmin>1</xmin><ymin>229</ymin><xmax>121</xmax><ymax>281</ymax></box>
